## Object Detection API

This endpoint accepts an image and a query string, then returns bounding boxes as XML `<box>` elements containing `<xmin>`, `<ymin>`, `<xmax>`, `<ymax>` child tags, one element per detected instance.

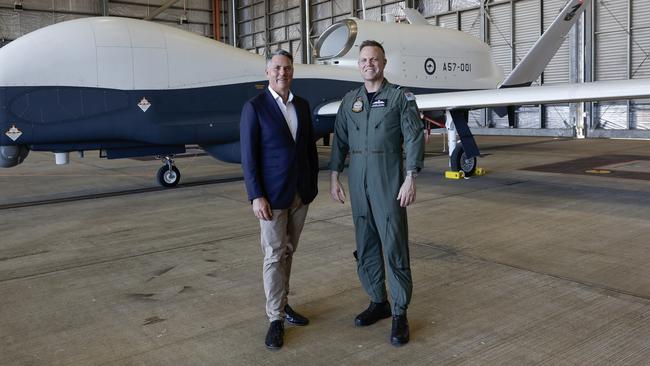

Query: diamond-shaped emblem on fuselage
<box><xmin>138</xmin><ymin>97</ymin><xmax>151</xmax><ymax>112</ymax></box>
<box><xmin>5</xmin><ymin>125</ymin><xmax>22</xmax><ymax>141</ymax></box>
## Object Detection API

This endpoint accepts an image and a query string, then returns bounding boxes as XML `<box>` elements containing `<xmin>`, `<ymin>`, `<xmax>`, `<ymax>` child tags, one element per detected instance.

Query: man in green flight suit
<box><xmin>329</xmin><ymin>40</ymin><xmax>424</xmax><ymax>346</ymax></box>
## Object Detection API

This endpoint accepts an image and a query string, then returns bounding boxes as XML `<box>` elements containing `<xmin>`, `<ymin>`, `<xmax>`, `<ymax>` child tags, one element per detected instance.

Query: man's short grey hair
<box><xmin>266</xmin><ymin>49</ymin><xmax>294</xmax><ymax>67</ymax></box>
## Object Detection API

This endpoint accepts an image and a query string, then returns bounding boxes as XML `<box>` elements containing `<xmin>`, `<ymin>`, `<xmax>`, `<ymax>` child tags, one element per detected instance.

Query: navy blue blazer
<box><xmin>240</xmin><ymin>88</ymin><xmax>319</xmax><ymax>209</ymax></box>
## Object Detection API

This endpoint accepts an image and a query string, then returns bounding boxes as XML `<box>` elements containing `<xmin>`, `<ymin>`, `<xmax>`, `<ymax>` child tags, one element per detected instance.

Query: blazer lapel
<box><xmin>293</xmin><ymin>98</ymin><xmax>307</xmax><ymax>143</ymax></box>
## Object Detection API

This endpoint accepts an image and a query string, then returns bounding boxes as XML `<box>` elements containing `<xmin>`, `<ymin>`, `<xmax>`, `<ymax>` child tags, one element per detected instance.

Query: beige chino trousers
<box><xmin>260</xmin><ymin>194</ymin><xmax>309</xmax><ymax>322</ymax></box>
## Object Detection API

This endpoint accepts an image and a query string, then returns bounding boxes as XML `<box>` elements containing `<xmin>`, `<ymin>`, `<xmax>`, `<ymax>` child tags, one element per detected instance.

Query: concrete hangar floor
<box><xmin>1</xmin><ymin>135</ymin><xmax>649</xmax><ymax>365</ymax></box>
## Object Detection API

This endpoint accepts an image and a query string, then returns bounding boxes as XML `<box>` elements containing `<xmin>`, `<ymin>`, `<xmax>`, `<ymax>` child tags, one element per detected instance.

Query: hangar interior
<box><xmin>2</xmin><ymin>1</ymin><xmax>650</xmax><ymax>365</ymax></box>
<box><xmin>2</xmin><ymin>0</ymin><xmax>650</xmax><ymax>138</ymax></box>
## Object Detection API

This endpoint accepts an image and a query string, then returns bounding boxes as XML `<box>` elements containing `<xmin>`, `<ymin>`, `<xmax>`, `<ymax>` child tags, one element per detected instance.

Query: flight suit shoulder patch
<box><xmin>404</xmin><ymin>91</ymin><xmax>416</xmax><ymax>102</ymax></box>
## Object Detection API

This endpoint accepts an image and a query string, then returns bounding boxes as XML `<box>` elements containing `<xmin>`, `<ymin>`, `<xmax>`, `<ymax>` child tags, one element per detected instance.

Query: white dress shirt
<box><xmin>268</xmin><ymin>86</ymin><xmax>298</xmax><ymax>141</ymax></box>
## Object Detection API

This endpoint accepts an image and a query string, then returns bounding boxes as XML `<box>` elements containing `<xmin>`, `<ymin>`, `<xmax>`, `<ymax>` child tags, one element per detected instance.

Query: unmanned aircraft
<box><xmin>2</xmin><ymin>0</ymin><xmax>648</xmax><ymax>186</ymax></box>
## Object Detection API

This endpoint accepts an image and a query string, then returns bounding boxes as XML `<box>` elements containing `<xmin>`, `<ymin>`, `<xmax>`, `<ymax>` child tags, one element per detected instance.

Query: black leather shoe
<box><xmin>265</xmin><ymin>320</ymin><xmax>284</xmax><ymax>350</ymax></box>
<box><xmin>285</xmin><ymin>304</ymin><xmax>309</xmax><ymax>326</ymax></box>
<box><xmin>390</xmin><ymin>314</ymin><xmax>409</xmax><ymax>346</ymax></box>
<box><xmin>354</xmin><ymin>301</ymin><xmax>392</xmax><ymax>327</ymax></box>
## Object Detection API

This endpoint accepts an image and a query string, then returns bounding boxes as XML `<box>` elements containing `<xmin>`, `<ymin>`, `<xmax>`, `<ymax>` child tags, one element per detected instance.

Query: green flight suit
<box><xmin>330</xmin><ymin>80</ymin><xmax>424</xmax><ymax>315</ymax></box>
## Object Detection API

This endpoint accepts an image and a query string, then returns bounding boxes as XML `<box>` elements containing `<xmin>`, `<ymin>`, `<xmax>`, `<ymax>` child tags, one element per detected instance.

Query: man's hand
<box><xmin>252</xmin><ymin>197</ymin><xmax>272</xmax><ymax>221</ymax></box>
<box><xmin>330</xmin><ymin>171</ymin><xmax>346</xmax><ymax>204</ymax></box>
<box><xmin>397</xmin><ymin>176</ymin><xmax>416</xmax><ymax>207</ymax></box>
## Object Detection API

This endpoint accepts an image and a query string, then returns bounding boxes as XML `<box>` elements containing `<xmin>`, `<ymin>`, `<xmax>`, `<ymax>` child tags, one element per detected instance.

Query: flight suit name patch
<box><xmin>371</xmin><ymin>99</ymin><xmax>387</xmax><ymax>108</ymax></box>
<box><xmin>352</xmin><ymin>97</ymin><xmax>364</xmax><ymax>113</ymax></box>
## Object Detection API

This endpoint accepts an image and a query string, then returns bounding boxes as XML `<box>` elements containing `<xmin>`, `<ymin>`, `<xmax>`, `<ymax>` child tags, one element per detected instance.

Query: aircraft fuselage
<box><xmin>0</xmin><ymin>16</ymin><xmax>503</xmax><ymax>167</ymax></box>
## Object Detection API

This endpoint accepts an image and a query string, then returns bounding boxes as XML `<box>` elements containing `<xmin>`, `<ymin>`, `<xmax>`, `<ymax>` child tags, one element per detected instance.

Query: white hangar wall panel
<box><xmin>436</xmin><ymin>12</ymin><xmax>458</xmax><ymax>29</ymax></box>
<box><xmin>593</xmin><ymin>0</ymin><xmax>650</xmax><ymax>132</ymax></box>
<box><xmin>487</xmin><ymin>2</ymin><xmax>511</xmax><ymax>74</ymax></box>
<box><xmin>460</xmin><ymin>8</ymin><xmax>480</xmax><ymax>39</ymax></box>
<box><xmin>631</xmin><ymin>0</ymin><xmax>650</xmax><ymax>80</ymax></box>
<box><xmin>486</xmin><ymin>1</ymin><xmax>512</xmax><ymax>128</ymax></box>
<box><xmin>513</xmin><ymin>0</ymin><xmax>540</xmax><ymax>83</ymax></box>
<box><xmin>594</xmin><ymin>0</ymin><xmax>627</xmax><ymax>81</ymax></box>
<box><xmin>542</xmin><ymin>0</ymin><xmax>571</xmax><ymax>85</ymax></box>
<box><xmin>512</xmin><ymin>0</ymin><xmax>541</xmax><ymax>129</ymax></box>
<box><xmin>458</xmin><ymin>8</ymin><xmax>483</xmax><ymax>127</ymax></box>
<box><xmin>542</xmin><ymin>0</ymin><xmax>572</xmax><ymax>129</ymax></box>
<box><xmin>630</xmin><ymin>0</ymin><xmax>650</xmax><ymax>130</ymax></box>
<box><xmin>593</xmin><ymin>0</ymin><xmax>628</xmax><ymax>130</ymax></box>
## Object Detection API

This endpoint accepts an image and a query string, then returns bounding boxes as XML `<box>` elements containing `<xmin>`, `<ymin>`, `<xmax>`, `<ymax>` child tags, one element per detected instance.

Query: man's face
<box><xmin>266</xmin><ymin>55</ymin><xmax>293</xmax><ymax>94</ymax></box>
<box><xmin>357</xmin><ymin>46</ymin><xmax>386</xmax><ymax>82</ymax></box>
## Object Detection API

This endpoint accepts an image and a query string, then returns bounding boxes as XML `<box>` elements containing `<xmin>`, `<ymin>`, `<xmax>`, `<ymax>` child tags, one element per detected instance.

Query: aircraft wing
<box><xmin>415</xmin><ymin>78</ymin><xmax>650</xmax><ymax>110</ymax></box>
<box><xmin>315</xmin><ymin>78</ymin><xmax>650</xmax><ymax>116</ymax></box>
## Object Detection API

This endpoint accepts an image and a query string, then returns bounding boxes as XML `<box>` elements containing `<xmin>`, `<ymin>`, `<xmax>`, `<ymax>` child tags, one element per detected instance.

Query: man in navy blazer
<box><xmin>240</xmin><ymin>49</ymin><xmax>319</xmax><ymax>350</ymax></box>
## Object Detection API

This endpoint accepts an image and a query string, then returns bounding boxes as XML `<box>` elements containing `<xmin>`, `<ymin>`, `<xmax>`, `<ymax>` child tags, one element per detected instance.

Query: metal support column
<box><xmin>480</xmin><ymin>0</ymin><xmax>489</xmax><ymax>127</ymax></box>
<box><xmin>264</xmin><ymin>0</ymin><xmax>271</xmax><ymax>55</ymax></box>
<box><xmin>302</xmin><ymin>0</ymin><xmax>311</xmax><ymax>64</ymax></box>
<box><xmin>100</xmin><ymin>0</ymin><xmax>109</xmax><ymax>16</ymax></box>
<box><xmin>569</xmin><ymin>5</ymin><xmax>582</xmax><ymax>137</ymax></box>
<box><xmin>213</xmin><ymin>0</ymin><xmax>221</xmax><ymax>41</ymax></box>
<box><xmin>626</xmin><ymin>0</ymin><xmax>631</xmax><ymax>129</ymax></box>
<box><xmin>585</xmin><ymin>0</ymin><xmax>594</xmax><ymax>134</ymax></box>
<box><xmin>537</xmin><ymin>0</ymin><xmax>547</xmax><ymax>128</ymax></box>
<box><xmin>231</xmin><ymin>0</ymin><xmax>237</xmax><ymax>46</ymax></box>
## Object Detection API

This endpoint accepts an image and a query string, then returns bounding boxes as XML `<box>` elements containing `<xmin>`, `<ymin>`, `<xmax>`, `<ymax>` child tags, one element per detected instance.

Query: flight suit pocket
<box><xmin>374</xmin><ymin>105</ymin><xmax>400</xmax><ymax>129</ymax></box>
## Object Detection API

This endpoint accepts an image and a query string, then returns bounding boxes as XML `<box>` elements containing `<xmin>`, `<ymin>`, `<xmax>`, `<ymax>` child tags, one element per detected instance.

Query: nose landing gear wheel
<box><xmin>450</xmin><ymin>145</ymin><xmax>477</xmax><ymax>177</ymax></box>
<box><xmin>157</xmin><ymin>165</ymin><xmax>181</xmax><ymax>187</ymax></box>
<box><xmin>156</xmin><ymin>155</ymin><xmax>181</xmax><ymax>187</ymax></box>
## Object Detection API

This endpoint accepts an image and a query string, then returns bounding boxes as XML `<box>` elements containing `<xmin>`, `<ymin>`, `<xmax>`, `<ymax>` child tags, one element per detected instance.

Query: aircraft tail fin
<box><xmin>499</xmin><ymin>0</ymin><xmax>588</xmax><ymax>88</ymax></box>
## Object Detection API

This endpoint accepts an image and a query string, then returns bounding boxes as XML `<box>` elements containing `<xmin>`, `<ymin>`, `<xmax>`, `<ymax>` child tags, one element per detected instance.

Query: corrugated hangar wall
<box><xmin>0</xmin><ymin>1</ymin><xmax>229</xmax><ymax>42</ymax></box>
<box><xmin>1</xmin><ymin>0</ymin><xmax>649</xmax><ymax>137</ymax></box>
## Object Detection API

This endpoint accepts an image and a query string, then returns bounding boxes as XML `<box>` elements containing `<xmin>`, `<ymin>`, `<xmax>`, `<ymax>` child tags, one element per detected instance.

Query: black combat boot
<box><xmin>354</xmin><ymin>301</ymin><xmax>392</xmax><ymax>326</ymax></box>
<box><xmin>390</xmin><ymin>314</ymin><xmax>409</xmax><ymax>346</ymax></box>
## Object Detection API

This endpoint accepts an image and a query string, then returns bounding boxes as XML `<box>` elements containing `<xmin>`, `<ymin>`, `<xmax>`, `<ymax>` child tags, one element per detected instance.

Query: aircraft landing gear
<box><xmin>446</xmin><ymin>110</ymin><xmax>477</xmax><ymax>177</ymax></box>
<box><xmin>157</xmin><ymin>155</ymin><xmax>181</xmax><ymax>187</ymax></box>
<box><xmin>450</xmin><ymin>144</ymin><xmax>477</xmax><ymax>177</ymax></box>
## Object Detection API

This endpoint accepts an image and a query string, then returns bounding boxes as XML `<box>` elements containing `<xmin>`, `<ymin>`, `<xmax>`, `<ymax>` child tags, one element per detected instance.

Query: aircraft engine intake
<box><xmin>0</xmin><ymin>145</ymin><xmax>29</xmax><ymax>168</ymax></box>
